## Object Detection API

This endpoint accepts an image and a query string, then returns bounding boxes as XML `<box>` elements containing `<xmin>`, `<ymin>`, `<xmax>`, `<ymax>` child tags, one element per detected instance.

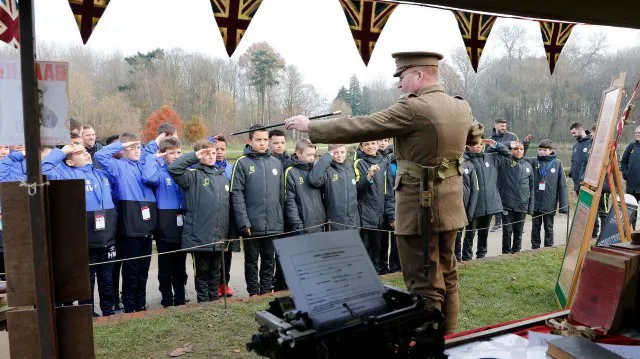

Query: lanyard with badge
<box><xmin>137</xmin><ymin>163</ymin><xmax>152</xmax><ymax>221</ymax></box>
<box><xmin>91</xmin><ymin>170</ymin><xmax>106</xmax><ymax>231</ymax></box>
<box><xmin>538</xmin><ymin>159</ymin><xmax>556</xmax><ymax>191</ymax></box>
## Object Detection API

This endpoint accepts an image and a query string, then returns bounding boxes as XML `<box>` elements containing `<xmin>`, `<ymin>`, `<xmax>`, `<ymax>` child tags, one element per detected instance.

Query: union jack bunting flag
<box><xmin>68</xmin><ymin>0</ymin><xmax>111</xmax><ymax>44</ymax></box>
<box><xmin>339</xmin><ymin>0</ymin><xmax>397</xmax><ymax>65</ymax></box>
<box><xmin>0</xmin><ymin>0</ymin><xmax>19</xmax><ymax>49</ymax></box>
<box><xmin>539</xmin><ymin>21</ymin><xmax>575</xmax><ymax>75</ymax></box>
<box><xmin>452</xmin><ymin>11</ymin><xmax>496</xmax><ymax>72</ymax></box>
<box><xmin>211</xmin><ymin>0</ymin><xmax>264</xmax><ymax>57</ymax></box>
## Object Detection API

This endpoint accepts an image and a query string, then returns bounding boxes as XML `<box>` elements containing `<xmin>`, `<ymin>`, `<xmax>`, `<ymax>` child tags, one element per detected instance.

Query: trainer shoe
<box><xmin>224</xmin><ymin>285</ymin><xmax>233</xmax><ymax>297</ymax></box>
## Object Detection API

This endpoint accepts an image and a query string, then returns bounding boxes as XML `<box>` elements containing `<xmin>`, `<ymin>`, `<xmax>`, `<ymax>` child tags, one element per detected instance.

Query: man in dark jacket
<box><xmin>308</xmin><ymin>144</ymin><xmax>359</xmax><ymax>231</ymax></box>
<box><xmin>496</xmin><ymin>142</ymin><xmax>534</xmax><ymax>254</ymax></box>
<box><xmin>141</xmin><ymin>137</ymin><xmax>187</xmax><ymax>307</ymax></box>
<box><xmin>43</xmin><ymin>143</ymin><xmax>117</xmax><ymax>316</ymax></box>
<box><xmin>284</xmin><ymin>139</ymin><xmax>326</xmax><ymax>233</ymax></box>
<box><xmin>462</xmin><ymin>139</ymin><xmax>511</xmax><ymax>261</ymax></box>
<box><xmin>355</xmin><ymin>140</ymin><xmax>395</xmax><ymax>273</ymax></box>
<box><xmin>527</xmin><ymin>139</ymin><xmax>568</xmax><ymax>248</ymax></box>
<box><xmin>169</xmin><ymin>140</ymin><xmax>230</xmax><ymax>302</ymax></box>
<box><xmin>231</xmin><ymin>125</ymin><xmax>284</xmax><ymax>296</ymax></box>
<box><xmin>569</xmin><ymin>122</ymin><xmax>592</xmax><ymax>195</ymax></box>
<box><xmin>455</xmin><ymin>158</ymin><xmax>478</xmax><ymax>262</ymax></box>
<box><xmin>95</xmin><ymin>133</ymin><xmax>157</xmax><ymax>313</ymax></box>
<box><xmin>621</xmin><ymin>125</ymin><xmax>640</xmax><ymax>229</ymax></box>
<box><xmin>82</xmin><ymin>125</ymin><xmax>104</xmax><ymax>169</ymax></box>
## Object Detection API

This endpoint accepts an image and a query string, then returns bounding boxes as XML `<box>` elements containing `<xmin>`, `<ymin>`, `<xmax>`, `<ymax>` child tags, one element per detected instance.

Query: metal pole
<box><xmin>18</xmin><ymin>0</ymin><xmax>58</xmax><ymax>357</ymax></box>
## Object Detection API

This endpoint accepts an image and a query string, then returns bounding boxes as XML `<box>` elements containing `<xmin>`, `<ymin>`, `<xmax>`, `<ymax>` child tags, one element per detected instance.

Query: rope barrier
<box><xmin>87</xmin><ymin>205</ymin><xmax>576</xmax><ymax>267</ymax></box>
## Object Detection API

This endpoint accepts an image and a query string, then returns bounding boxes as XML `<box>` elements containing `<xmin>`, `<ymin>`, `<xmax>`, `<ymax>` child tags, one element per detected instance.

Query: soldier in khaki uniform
<box><xmin>285</xmin><ymin>51</ymin><xmax>483</xmax><ymax>334</ymax></box>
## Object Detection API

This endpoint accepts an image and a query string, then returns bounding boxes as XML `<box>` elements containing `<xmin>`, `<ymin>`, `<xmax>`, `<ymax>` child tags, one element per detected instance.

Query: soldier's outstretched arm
<box><xmin>305</xmin><ymin>100</ymin><xmax>416</xmax><ymax>144</ymax></box>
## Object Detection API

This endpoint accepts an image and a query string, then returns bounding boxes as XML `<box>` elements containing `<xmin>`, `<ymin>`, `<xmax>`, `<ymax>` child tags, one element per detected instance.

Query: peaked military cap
<box><xmin>392</xmin><ymin>51</ymin><xmax>443</xmax><ymax>77</ymax></box>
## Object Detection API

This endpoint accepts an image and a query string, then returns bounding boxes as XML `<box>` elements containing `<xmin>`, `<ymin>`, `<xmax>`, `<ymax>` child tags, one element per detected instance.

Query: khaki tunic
<box><xmin>309</xmin><ymin>84</ymin><xmax>483</xmax><ymax>236</ymax></box>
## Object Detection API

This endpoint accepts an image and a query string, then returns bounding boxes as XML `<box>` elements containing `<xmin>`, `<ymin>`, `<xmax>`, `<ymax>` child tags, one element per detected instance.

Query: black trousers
<box><xmin>192</xmin><ymin>251</ymin><xmax>222</xmax><ymax>302</ymax></box>
<box><xmin>531</xmin><ymin>213</ymin><xmax>555</xmax><ymax>248</ymax></box>
<box><xmin>379</xmin><ymin>224</ymin><xmax>400</xmax><ymax>273</ymax></box>
<box><xmin>219</xmin><ymin>250</ymin><xmax>232</xmax><ymax>285</ymax></box>
<box><xmin>156</xmin><ymin>240</ymin><xmax>187</xmax><ymax>307</ymax></box>
<box><xmin>501</xmin><ymin>211</ymin><xmax>526</xmax><ymax>253</ymax></box>
<box><xmin>361</xmin><ymin>229</ymin><xmax>381</xmax><ymax>272</ymax></box>
<box><xmin>273</xmin><ymin>252</ymin><xmax>288</xmax><ymax>291</ymax></box>
<box><xmin>112</xmin><ymin>235</ymin><xmax>124</xmax><ymax>308</ymax></box>
<box><xmin>79</xmin><ymin>247</ymin><xmax>115</xmax><ymax>316</ymax></box>
<box><xmin>244</xmin><ymin>238</ymin><xmax>275</xmax><ymax>295</ymax></box>
<box><xmin>630</xmin><ymin>193</ymin><xmax>640</xmax><ymax>230</ymax></box>
<box><xmin>0</xmin><ymin>252</ymin><xmax>4</xmax><ymax>281</ymax></box>
<box><xmin>592</xmin><ymin>193</ymin><xmax>609</xmax><ymax>238</ymax></box>
<box><xmin>462</xmin><ymin>215</ymin><xmax>492</xmax><ymax>261</ymax></box>
<box><xmin>121</xmin><ymin>237</ymin><xmax>152</xmax><ymax>313</ymax></box>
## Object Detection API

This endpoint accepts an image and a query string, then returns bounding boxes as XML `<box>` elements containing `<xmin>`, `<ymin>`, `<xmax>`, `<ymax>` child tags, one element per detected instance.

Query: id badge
<box><xmin>176</xmin><ymin>214</ymin><xmax>184</xmax><ymax>227</ymax></box>
<box><xmin>538</xmin><ymin>181</ymin><xmax>546</xmax><ymax>191</ymax></box>
<box><xmin>94</xmin><ymin>210</ymin><xmax>106</xmax><ymax>231</ymax></box>
<box><xmin>141</xmin><ymin>206</ymin><xmax>151</xmax><ymax>221</ymax></box>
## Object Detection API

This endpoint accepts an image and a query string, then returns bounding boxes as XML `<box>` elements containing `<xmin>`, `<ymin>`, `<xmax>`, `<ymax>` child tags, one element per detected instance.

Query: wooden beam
<box><xmin>18</xmin><ymin>0</ymin><xmax>58</xmax><ymax>357</ymax></box>
<box><xmin>7</xmin><ymin>309</ymin><xmax>40</xmax><ymax>359</ymax></box>
<box><xmin>56</xmin><ymin>305</ymin><xmax>96</xmax><ymax>358</ymax></box>
<box><xmin>393</xmin><ymin>0</ymin><xmax>640</xmax><ymax>30</ymax></box>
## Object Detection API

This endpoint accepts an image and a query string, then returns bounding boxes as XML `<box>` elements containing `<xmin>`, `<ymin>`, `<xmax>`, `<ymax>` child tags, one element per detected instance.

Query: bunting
<box><xmin>0</xmin><ymin>0</ymin><xmax>19</xmax><ymax>49</ymax></box>
<box><xmin>539</xmin><ymin>21</ymin><xmax>575</xmax><ymax>74</ymax></box>
<box><xmin>68</xmin><ymin>0</ymin><xmax>111</xmax><ymax>44</ymax></box>
<box><xmin>339</xmin><ymin>0</ymin><xmax>397</xmax><ymax>65</ymax></box>
<box><xmin>452</xmin><ymin>11</ymin><xmax>496</xmax><ymax>72</ymax></box>
<box><xmin>211</xmin><ymin>0</ymin><xmax>264</xmax><ymax>57</ymax></box>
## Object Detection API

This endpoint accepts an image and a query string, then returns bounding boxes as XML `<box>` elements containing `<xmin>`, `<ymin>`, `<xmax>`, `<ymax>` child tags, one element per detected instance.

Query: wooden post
<box><xmin>17</xmin><ymin>0</ymin><xmax>58</xmax><ymax>357</ymax></box>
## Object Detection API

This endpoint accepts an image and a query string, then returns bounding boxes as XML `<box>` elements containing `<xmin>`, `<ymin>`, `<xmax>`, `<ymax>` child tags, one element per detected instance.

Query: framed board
<box><xmin>555</xmin><ymin>188</ymin><xmax>599</xmax><ymax>308</ymax></box>
<box><xmin>583</xmin><ymin>74</ymin><xmax>626</xmax><ymax>187</ymax></box>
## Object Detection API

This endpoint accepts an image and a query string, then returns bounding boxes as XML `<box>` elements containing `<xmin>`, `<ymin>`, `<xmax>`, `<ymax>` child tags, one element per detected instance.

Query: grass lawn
<box><xmin>94</xmin><ymin>247</ymin><xmax>564</xmax><ymax>359</ymax></box>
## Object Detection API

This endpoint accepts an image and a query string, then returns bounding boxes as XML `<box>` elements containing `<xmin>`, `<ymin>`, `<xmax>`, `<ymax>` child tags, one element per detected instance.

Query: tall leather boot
<box><xmin>442</xmin><ymin>289</ymin><xmax>459</xmax><ymax>335</ymax></box>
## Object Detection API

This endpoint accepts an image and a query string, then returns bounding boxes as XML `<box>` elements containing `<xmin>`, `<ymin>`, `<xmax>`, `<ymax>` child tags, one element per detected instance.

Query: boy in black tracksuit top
<box><xmin>355</xmin><ymin>140</ymin><xmax>395</xmax><ymax>274</ymax></box>
<box><xmin>268</xmin><ymin>129</ymin><xmax>290</xmax><ymax>292</ymax></box>
<box><xmin>284</xmin><ymin>139</ymin><xmax>326</xmax><ymax>234</ymax></box>
<box><xmin>231</xmin><ymin>125</ymin><xmax>284</xmax><ymax>296</ymax></box>
<box><xmin>377</xmin><ymin>139</ymin><xmax>400</xmax><ymax>274</ymax></box>
<box><xmin>462</xmin><ymin>139</ymin><xmax>511</xmax><ymax>261</ymax></box>
<box><xmin>455</xmin><ymin>158</ymin><xmax>479</xmax><ymax>262</ymax></box>
<box><xmin>526</xmin><ymin>139</ymin><xmax>568</xmax><ymax>248</ymax></box>
<box><xmin>95</xmin><ymin>132</ymin><xmax>157</xmax><ymax>313</ymax></box>
<box><xmin>169</xmin><ymin>140</ymin><xmax>230</xmax><ymax>302</ymax></box>
<box><xmin>496</xmin><ymin>142</ymin><xmax>535</xmax><ymax>254</ymax></box>
<box><xmin>308</xmin><ymin>143</ymin><xmax>360</xmax><ymax>231</ymax></box>
<box><xmin>141</xmin><ymin>137</ymin><xmax>187</xmax><ymax>307</ymax></box>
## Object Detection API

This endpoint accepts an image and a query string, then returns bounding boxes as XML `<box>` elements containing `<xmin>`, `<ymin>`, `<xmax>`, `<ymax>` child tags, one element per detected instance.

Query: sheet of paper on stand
<box><xmin>444</xmin><ymin>333</ymin><xmax>528</xmax><ymax>358</ymax></box>
<box><xmin>273</xmin><ymin>230</ymin><xmax>387</xmax><ymax>329</ymax></box>
<box><xmin>527</xmin><ymin>331</ymin><xmax>640</xmax><ymax>359</ymax></box>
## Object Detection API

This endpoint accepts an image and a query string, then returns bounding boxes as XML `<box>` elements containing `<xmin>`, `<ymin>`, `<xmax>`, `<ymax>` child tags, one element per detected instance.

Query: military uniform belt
<box><xmin>396</xmin><ymin>158</ymin><xmax>464</xmax><ymax>181</ymax></box>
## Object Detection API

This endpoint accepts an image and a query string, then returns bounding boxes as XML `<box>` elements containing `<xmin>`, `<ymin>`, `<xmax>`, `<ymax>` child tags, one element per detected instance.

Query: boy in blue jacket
<box><xmin>141</xmin><ymin>136</ymin><xmax>187</xmax><ymax>307</ymax></box>
<box><xmin>95</xmin><ymin>132</ymin><xmax>157</xmax><ymax>313</ymax></box>
<box><xmin>42</xmin><ymin>143</ymin><xmax>118</xmax><ymax>316</ymax></box>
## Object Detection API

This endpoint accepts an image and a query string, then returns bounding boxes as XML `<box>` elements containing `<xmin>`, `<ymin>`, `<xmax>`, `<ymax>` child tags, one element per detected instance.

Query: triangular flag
<box><xmin>539</xmin><ymin>21</ymin><xmax>575</xmax><ymax>75</ymax></box>
<box><xmin>452</xmin><ymin>11</ymin><xmax>496</xmax><ymax>72</ymax></box>
<box><xmin>0</xmin><ymin>0</ymin><xmax>20</xmax><ymax>49</ymax></box>
<box><xmin>339</xmin><ymin>0</ymin><xmax>397</xmax><ymax>65</ymax></box>
<box><xmin>68</xmin><ymin>0</ymin><xmax>111</xmax><ymax>44</ymax></box>
<box><xmin>211</xmin><ymin>0</ymin><xmax>264</xmax><ymax>57</ymax></box>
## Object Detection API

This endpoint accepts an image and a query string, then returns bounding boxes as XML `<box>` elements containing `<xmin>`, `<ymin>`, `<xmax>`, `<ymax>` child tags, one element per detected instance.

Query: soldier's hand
<box><xmin>195</xmin><ymin>148</ymin><xmax>214</xmax><ymax>160</ymax></box>
<box><xmin>244</xmin><ymin>228</ymin><xmax>251</xmax><ymax>237</ymax></box>
<box><xmin>284</xmin><ymin>115</ymin><xmax>310</xmax><ymax>132</ymax></box>
<box><xmin>482</xmin><ymin>139</ymin><xmax>497</xmax><ymax>147</ymax></box>
<box><xmin>390</xmin><ymin>221</ymin><xmax>396</xmax><ymax>229</ymax></box>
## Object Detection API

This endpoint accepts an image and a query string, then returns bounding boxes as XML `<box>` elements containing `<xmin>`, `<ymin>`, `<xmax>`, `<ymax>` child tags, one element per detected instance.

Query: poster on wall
<box><xmin>0</xmin><ymin>60</ymin><xmax>70</xmax><ymax>146</ymax></box>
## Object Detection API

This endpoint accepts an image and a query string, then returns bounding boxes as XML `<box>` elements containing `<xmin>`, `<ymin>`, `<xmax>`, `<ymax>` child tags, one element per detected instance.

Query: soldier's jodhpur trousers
<box><xmin>397</xmin><ymin>230</ymin><xmax>459</xmax><ymax>335</ymax></box>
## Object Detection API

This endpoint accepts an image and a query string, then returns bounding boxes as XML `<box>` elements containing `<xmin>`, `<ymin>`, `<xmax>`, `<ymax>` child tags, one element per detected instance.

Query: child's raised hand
<box><xmin>524</xmin><ymin>134</ymin><xmax>532</xmax><ymax>142</ymax></box>
<box><xmin>195</xmin><ymin>148</ymin><xmax>214</xmax><ymax>159</ymax></box>
<box><xmin>121</xmin><ymin>141</ymin><xmax>140</xmax><ymax>150</ymax></box>
<box><xmin>482</xmin><ymin>139</ymin><xmax>497</xmax><ymax>147</ymax></box>
<box><xmin>155</xmin><ymin>132</ymin><xmax>167</xmax><ymax>145</ymax></box>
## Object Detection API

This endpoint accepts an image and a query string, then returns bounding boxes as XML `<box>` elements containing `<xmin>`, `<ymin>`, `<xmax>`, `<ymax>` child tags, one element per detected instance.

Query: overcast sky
<box><xmin>24</xmin><ymin>0</ymin><xmax>640</xmax><ymax>98</ymax></box>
